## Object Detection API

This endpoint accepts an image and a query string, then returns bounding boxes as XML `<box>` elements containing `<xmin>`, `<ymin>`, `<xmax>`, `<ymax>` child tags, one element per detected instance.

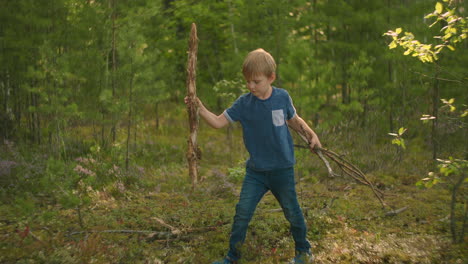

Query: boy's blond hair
<box><xmin>242</xmin><ymin>48</ymin><xmax>276</xmax><ymax>80</ymax></box>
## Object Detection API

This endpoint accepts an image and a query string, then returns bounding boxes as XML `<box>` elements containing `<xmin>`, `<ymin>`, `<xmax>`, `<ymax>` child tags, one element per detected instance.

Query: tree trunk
<box><xmin>432</xmin><ymin>65</ymin><xmax>440</xmax><ymax>160</ymax></box>
<box><xmin>227</xmin><ymin>0</ymin><xmax>238</xmax><ymax>55</ymax></box>
<box><xmin>110</xmin><ymin>0</ymin><xmax>117</xmax><ymax>143</ymax></box>
<box><xmin>186</xmin><ymin>23</ymin><xmax>200</xmax><ymax>188</ymax></box>
<box><xmin>387</xmin><ymin>60</ymin><xmax>394</xmax><ymax>133</ymax></box>
<box><xmin>126</xmin><ymin>56</ymin><xmax>134</xmax><ymax>172</ymax></box>
<box><xmin>1</xmin><ymin>71</ymin><xmax>9</xmax><ymax>140</ymax></box>
<box><xmin>450</xmin><ymin>173</ymin><xmax>466</xmax><ymax>243</ymax></box>
<box><xmin>155</xmin><ymin>102</ymin><xmax>160</xmax><ymax>130</ymax></box>
<box><xmin>341</xmin><ymin>24</ymin><xmax>350</xmax><ymax>105</ymax></box>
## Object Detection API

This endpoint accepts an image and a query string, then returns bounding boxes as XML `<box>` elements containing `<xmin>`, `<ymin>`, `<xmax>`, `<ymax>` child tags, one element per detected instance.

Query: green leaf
<box><xmin>435</xmin><ymin>2</ymin><xmax>443</xmax><ymax>14</ymax></box>
<box><xmin>398</xmin><ymin>127</ymin><xmax>407</xmax><ymax>135</ymax></box>
<box><xmin>389</xmin><ymin>41</ymin><xmax>397</xmax><ymax>49</ymax></box>
<box><xmin>425</xmin><ymin>180</ymin><xmax>434</xmax><ymax>188</ymax></box>
<box><xmin>400</xmin><ymin>138</ymin><xmax>406</xmax><ymax>149</ymax></box>
<box><xmin>447</xmin><ymin>45</ymin><xmax>455</xmax><ymax>51</ymax></box>
<box><xmin>415</xmin><ymin>181</ymin><xmax>424</xmax><ymax>188</ymax></box>
<box><xmin>395</xmin><ymin>28</ymin><xmax>402</xmax><ymax>34</ymax></box>
<box><xmin>425</xmin><ymin>13</ymin><xmax>436</xmax><ymax>19</ymax></box>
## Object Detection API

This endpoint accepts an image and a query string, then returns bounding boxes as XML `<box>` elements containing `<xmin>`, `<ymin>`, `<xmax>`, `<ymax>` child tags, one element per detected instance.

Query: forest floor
<box><xmin>0</xmin><ymin>105</ymin><xmax>466</xmax><ymax>263</ymax></box>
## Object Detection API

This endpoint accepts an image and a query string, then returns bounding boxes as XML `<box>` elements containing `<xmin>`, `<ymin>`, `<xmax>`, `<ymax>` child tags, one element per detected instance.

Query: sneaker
<box><xmin>212</xmin><ymin>257</ymin><xmax>237</xmax><ymax>264</ymax></box>
<box><xmin>289</xmin><ymin>250</ymin><xmax>314</xmax><ymax>264</ymax></box>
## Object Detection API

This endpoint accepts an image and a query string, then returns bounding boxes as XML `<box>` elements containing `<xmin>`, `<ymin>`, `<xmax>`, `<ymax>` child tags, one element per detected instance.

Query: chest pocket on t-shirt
<box><xmin>272</xmin><ymin>109</ymin><xmax>285</xmax><ymax>126</ymax></box>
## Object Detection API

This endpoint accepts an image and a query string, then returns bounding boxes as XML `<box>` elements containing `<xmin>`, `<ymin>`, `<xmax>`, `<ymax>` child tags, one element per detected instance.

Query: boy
<box><xmin>185</xmin><ymin>48</ymin><xmax>321</xmax><ymax>264</ymax></box>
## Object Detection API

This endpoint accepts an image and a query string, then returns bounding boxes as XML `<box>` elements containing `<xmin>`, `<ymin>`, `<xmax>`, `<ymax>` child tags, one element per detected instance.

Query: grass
<box><xmin>0</xmin><ymin>102</ymin><xmax>466</xmax><ymax>263</ymax></box>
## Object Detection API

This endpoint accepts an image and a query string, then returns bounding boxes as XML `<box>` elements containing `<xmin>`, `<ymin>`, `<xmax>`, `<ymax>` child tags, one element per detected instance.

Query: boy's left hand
<box><xmin>309</xmin><ymin>135</ymin><xmax>322</xmax><ymax>153</ymax></box>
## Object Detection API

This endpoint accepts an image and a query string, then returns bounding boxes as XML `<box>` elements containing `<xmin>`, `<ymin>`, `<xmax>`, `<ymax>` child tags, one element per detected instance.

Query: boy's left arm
<box><xmin>287</xmin><ymin>115</ymin><xmax>322</xmax><ymax>152</ymax></box>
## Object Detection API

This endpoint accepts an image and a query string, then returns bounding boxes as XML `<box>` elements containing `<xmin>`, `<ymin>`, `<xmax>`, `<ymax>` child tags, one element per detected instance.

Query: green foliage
<box><xmin>388</xmin><ymin>127</ymin><xmax>407</xmax><ymax>150</ymax></box>
<box><xmin>227</xmin><ymin>165</ymin><xmax>244</xmax><ymax>184</ymax></box>
<box><xmin>425</xmin><ymin>1</ymin><xmax>467</xmax><ymax>48</ymax></box>
<box><xmin>385</xmin><ymin>28</ymin><xmax>438</xmax><ymax>63</ymax></box>
<box><xmin>1</xmin><ymin>0</ymin><xmax>467</xmax><ymax>262</ymax></box>
<box><xmin>212</xmin><ymin>77</ymin><xmax>245</xmax><ymax>103</ymax></box>
<box><xmin>417</xmin><ymin>157</ymin><xmax>467</xmax><ymax>188</ymax></box>
<box><xmin>384</xmin><ymin>1</ymin><xmax>467</xmax><ymax>63</ymax></box>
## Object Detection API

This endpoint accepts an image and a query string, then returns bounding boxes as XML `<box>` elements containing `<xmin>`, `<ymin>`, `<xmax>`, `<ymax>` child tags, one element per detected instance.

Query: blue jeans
<box><xmin>227</xmin><ymin>167</ymin><xmax>311</xmax><ymax>261</ymax></box>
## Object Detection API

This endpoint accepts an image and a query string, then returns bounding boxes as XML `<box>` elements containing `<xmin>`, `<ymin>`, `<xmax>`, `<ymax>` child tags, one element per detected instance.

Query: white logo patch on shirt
<box><xmin>272</xmin><ymin>109</ymin><xmax>285</xmax><ymax>126</ymax></box>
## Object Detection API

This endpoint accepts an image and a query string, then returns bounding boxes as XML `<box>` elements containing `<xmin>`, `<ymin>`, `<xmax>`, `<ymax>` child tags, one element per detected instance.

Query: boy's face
<box><xmin>245</xmin><ymin>73</ymin><xmax>276</xmax><ymax>99</ymax></box>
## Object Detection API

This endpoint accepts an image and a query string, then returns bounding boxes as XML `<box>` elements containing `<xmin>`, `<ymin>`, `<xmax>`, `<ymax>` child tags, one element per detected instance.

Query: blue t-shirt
<box><xmin>223</xmin><ymin>87</ymin><xmax>296</xmax><ymax>171</ymax></box>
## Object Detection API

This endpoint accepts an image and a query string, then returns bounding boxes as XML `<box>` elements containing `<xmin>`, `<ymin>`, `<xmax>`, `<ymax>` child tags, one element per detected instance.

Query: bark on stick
<box><xmin>186</xmin><ymin>23</ymin><xmax>200</xmax><ymax>187</ymax></box>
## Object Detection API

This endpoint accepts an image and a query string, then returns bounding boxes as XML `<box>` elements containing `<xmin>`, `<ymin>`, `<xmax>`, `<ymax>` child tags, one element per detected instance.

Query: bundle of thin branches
<box><xmin>296</xmin><ymin>144</ymin><xmax>387</xmax><ymax>209</ymax></box>
<box><xmin>294</xmin><ymin>131</ymin><xmax>387</xmax><ymax>209</ymax></box>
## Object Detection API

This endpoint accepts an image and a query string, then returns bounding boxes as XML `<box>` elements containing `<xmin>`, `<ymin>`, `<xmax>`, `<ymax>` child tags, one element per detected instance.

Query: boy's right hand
<box><xmin>184</xmin><ymin>96</ymin><xmax>228</xmax><ymax>129</ymax></box>
<box><xmin>184</xmin><ymin>96</ymin><xmax>201</xmax><ymax>108</ymax></box>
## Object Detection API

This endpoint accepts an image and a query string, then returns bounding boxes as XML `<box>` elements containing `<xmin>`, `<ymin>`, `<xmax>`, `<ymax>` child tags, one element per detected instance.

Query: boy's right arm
<box><xmin>185</xmin><ymin>96</ymin><xmax>229</xmax><ymax>129</ymax></box>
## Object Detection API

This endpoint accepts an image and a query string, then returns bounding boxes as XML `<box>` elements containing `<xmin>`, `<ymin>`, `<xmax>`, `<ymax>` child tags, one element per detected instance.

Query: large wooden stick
<box><xmin>186</xmin><ymin>23</ymin><xmax>200</xmax><ymax>188</ymax></box>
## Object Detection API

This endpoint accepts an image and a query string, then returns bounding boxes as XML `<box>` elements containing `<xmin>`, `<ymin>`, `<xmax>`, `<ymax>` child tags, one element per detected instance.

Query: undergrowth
<box><xmin>0</xmin><ymin>103</ymin><xmax>466</xmax><ymax>263</ymax></box>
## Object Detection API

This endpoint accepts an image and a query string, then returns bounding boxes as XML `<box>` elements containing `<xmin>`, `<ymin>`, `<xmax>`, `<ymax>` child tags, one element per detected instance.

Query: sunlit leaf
<box><xmin>425</xmin><ymin>13</ymin><xmax>436</xmax><ymax>19</ymax></box>
<box><xmin>398</xmin><ymin>127</ymin><xmax>407</xmax><ymax>135</ymax></box>
<box><xmin>435</xmin><ymin>2</ymin><xmax>443</xmax><ymax>14</ymax></box>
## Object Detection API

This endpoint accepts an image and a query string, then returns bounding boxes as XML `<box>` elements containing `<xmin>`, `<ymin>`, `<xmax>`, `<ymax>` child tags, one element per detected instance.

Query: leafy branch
<box><xmin>383</xmin><ymin>0</ymin><xmax>467</xmax><ymax>63</ymax></box>
<box><xmin>388</xmin><ymin>127</ymin><xmax>407</xmax><ymax>150</ymax></box>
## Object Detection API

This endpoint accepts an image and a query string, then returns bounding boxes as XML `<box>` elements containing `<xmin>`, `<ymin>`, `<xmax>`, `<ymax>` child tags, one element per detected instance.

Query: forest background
<box><xmin>0</xmin><ymin>0</ymin><xmax>466</xmax><ymax>263</ymax></box>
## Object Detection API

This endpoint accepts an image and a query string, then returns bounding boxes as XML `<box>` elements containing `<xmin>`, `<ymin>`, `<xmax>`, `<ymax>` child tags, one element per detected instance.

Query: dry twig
<box><xmin>294</xmin><ymin>131</ymin><xmax>387</xmax><ymax>209</ymax></box>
